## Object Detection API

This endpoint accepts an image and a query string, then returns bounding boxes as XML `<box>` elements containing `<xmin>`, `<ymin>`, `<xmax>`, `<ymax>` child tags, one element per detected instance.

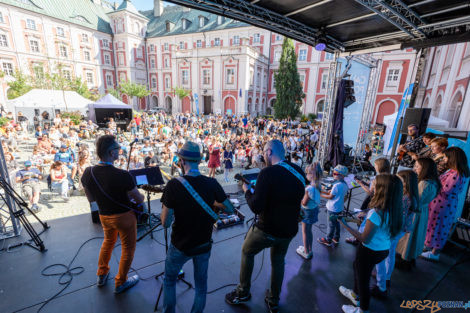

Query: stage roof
<box><xmin>165</xmin><ymin>0</ymin><xmax>470</xmax><ymax>53</ymax></box>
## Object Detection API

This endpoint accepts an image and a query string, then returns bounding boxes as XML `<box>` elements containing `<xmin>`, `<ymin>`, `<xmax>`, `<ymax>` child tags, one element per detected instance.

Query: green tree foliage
<box><xmin>107</xmin><ymin>87</ymin><xmax>121</xmax><ymax>99</ymax></box>
<box><xmin>7</xmin><ymin>70</ymin><xmax>33</xmax><ymax>100</ymax></box>
<box><xmin>118</xmin><ymin>79</ymin><xmax>150</xmax><ymax>99</ymax></box>
<box><xmin>273</xmin><ymin>37</ymin><xmax>305</xmax><ymax>119</ymax></box>
<box><xmin>173</xmin><ymin>86</ymin><xmax>191</xmax><ymax>100</ymax></box>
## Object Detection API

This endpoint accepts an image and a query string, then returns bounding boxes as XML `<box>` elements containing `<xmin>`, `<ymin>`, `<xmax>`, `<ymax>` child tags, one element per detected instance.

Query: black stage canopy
<box><xmin>165</xmin><ymin>0</ymin><xmax>470</xmax><ymax>53</ymax></box>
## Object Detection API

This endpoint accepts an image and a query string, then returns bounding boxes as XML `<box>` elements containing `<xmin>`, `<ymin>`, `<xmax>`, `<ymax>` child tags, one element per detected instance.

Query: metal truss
<box><xmin>165</xmin><ymin>0</ymin><xmax>344</xmax><ymax>52</ymax></box>
<box><xmin>355</xmin><ymin>0</ymin><xmax>427</xmax><ymax>38</ymax></box>
<box><xmin>0</xmin><ymin>144</ymin><xmax>21</xmax><ymax>240</ymax></box>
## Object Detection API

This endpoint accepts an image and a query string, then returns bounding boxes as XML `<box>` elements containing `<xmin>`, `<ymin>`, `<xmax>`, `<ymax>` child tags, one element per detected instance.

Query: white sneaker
<box><xmin>339</xmin><ymin>286</ymin><xmax>359</xmax><ymax>306</ymax></box>
<box><xmin>342</xmin><ymin>304</ymin><xmax>363</xmax><ymax>313</ymax></box>
<box><xmin>296</xmin><ymin>246</ymin><xmax>313</xmax><ymax>259</ymax></box>
<box><xmin>420</xmin><ymin>251</ymin><xmax>440</xmax><ymax>261</ymax></box>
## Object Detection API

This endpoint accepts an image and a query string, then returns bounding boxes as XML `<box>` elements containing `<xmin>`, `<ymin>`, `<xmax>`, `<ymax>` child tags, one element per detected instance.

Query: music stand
<box><xmin>129</xmin><ymin>167</ymin><xmax>164</xmax><ymax>239</ymax></box>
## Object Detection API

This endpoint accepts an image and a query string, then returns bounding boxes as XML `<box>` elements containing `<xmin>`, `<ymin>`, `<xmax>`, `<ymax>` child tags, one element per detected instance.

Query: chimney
<box><xmin>154</xmin><ymin>0</ymin><xmax>164</xmax><ymax>17</ymax></box>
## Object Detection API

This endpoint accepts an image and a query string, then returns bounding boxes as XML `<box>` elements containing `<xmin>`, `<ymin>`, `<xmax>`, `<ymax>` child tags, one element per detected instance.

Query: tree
<box><xmin>107</xmin><ymin>87</ymin><xmax>121</xmax><ymax>99</ymax></box>
<box><xmin>173</xmin><ymin>86</ymin><xmax>191</xmax><ymax>112</ymax></box>
<box><xmin>118</xmin><ymin>79</ymin><xmax>150</xmax><ymax>109</ymax></box>
<box><xmin>273</xmin><ymin>37</ymin><xmax>305</xmax><ymax>119</ymax></box>
<box><xmin>7</xmin><ymin>70</ymin><xmax>33</xmax><ymax>100</ymax></box>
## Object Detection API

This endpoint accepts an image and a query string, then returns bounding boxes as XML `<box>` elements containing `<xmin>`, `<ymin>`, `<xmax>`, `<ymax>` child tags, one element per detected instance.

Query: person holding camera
<box><xmin>16</xmin><ymin>160</ymin><xmax>42</xmax><ymax>212</ymax></box>
<box><xmin>81</xmin><ymin>135</ymin><xmax>144</xmax><ymax>294</ymax></box>
<box><xmin>225</xmin><ymin>139</ymin><xmax>306</xmax><ymax>313</ymax></box>
<box><xmin>160</xmin><ymin>141</ymin><xmax>234</xmax><ymax>313</ymax></box>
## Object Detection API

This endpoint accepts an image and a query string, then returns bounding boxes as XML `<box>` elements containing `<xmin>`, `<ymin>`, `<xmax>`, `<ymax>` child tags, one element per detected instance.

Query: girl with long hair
<box><xmin>296</xmin><ymin>162</ymin><xmax>322</xmax><ymax>259</ymax></box>
<box><xmin>396</xmin><ymin>157</ymin><xmax>440</xmax><ymax>266</ymax></box>
<box><xmin>422</xmin><ymin>147</ymin><xmax>470</xmax><ymax>261</ymax></box>
<box><xmin>339</xmin><ymin>174</ymin><xmax>403</xmax><ymax>313</ymax></box>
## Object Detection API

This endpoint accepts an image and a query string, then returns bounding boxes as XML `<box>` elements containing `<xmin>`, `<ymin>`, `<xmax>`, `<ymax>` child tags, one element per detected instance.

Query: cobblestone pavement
<box><xmin>10</xmin><ymin>135</ymin><xmax>244</xmax><ymax>223</ymax></box>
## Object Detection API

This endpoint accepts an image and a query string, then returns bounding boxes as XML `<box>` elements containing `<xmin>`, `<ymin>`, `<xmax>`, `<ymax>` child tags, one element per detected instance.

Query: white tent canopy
<box><xmin>88</xmin><ymin>94</ymin><xmax>132</xmax><ymax>123</ymax></box>
<box><xmin>7</xmin><ymin>89</ymin><xmax>90</xmax><ymax>121</ymax></box>
<box><xmin>382</xmin><ymin>112</ymin><xmax>450</xmax><ymax>155</ymax></box>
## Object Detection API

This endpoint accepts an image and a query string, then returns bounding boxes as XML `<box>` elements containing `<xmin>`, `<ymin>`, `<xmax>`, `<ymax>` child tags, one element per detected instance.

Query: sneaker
<box><xmin>97</xmin><ymin>273</ymin><xmax>109</xmax><ymax>287</ymax></box>
<box><xmin>370</xmin><ymin>285</ymin><xmax>387</xmax><ymax>298</ymax></box>
<box><xmin>345</xmin><ymin>237</ymin><xmax>359</xmax><ymax>246</ymax></box>
<box><xmin>342</xmin><ymin>304</ymin><xmax>363</xmax><ymax>313</ymax></box>
<box><xmin>114</xmin><ymin>275</ymin><xmax>139</xmax><ymax>294</ymax></box>
<box><xmin>265</xmin><ymin>292</ymin><xmax>279</xmax><ymax>313</ymax></box>
<box><xmin>332</xmin><ymin>238</ymin><xmax>340</xmax><ymax>245</ymax></box>
<box><xmin>339</xmin><ymin>286</ymin><xmax>359</xmax><ymax>306</ymax></box>
<box><xmin>225</xmin><ymin>289</ymin><xmax>252</xmax><ymax>305</ymax></box>
<box><xmin>318</xmin><ymin>237</ymin><xmax>332</xmax><ymax>247</ymax></box>
<box><xmin>296</xmin><ymin>246</ymin><xmax>313</xmax><ymax>260</ymax></box>
<box><xmin>420</xmin><ymin>251</ymin><xmax>440</xmax><ymax>261</ymax></box>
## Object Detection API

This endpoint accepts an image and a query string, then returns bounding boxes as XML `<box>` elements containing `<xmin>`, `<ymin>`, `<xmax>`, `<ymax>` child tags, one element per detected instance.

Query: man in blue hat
<box><xmin>160</xmin><ymin>141</ymin><xmax>234</xmax><ymax>313</ymax></box>
<box><xmin>16</xmin><ymin>160</ymin><xmax>42</xmax><ymax>212</ymax></box>
<box><xmin>54</xmin><ymin>144</ymin><xmax>77</xmax><ymax>188</ymax></box>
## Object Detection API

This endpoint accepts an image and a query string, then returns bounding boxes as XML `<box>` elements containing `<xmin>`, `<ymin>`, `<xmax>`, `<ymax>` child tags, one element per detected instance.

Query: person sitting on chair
<box><xmin>16</xmin><ymin>160</ymin><xmax>42</xmax><ymax>212</ymax></box>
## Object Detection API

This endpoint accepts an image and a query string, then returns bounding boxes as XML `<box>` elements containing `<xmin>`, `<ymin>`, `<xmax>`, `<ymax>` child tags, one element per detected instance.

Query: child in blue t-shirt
<box><xmin>318</xmin><ymin>164</ymin><xmax>349</xmax><ymax>247</ymax></box>
<box><xmin>296</xmin><ymin>162</ymin><xmax>322</xmax><ymax>260</ymax></box>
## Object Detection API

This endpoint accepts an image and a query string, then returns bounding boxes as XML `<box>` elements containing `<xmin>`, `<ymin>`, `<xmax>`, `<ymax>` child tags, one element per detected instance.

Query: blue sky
<box><xmin>131</xmin><ymin>0</ymin><xmax>173</xmax><ymax>11</ymax></box>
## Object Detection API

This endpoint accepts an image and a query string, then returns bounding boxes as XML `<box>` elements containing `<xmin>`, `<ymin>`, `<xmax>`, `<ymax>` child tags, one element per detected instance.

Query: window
<box><xmin>275</xmin><ymin>34</ymin><xmax>282</xmax><ymax>41</ymax></box>
<box><xmin>217</xmin><ymin>16</ymin><xmax>223</xmax><ymax>25</ymax></box>
<box><xmin>253</xmin><ymin>33</ymin><xmax>260</xmax><ymax>43</ymax></box>
<box><xmin>33</xmin><ymin>65</ymin><xmax>43</xmax><ymax>79</ymax></box>
<box><xmin>150</xmin><ymin>58</ymin><xmax>155</xmax><ymax>69</ymax></box>
<box><xmin>298</xmin><ymin>49</ymin><xmax>307</xmax><ymax>61</ymax></box>
<box><xmin>226</xmin><ymin>68</ymin><xmax>235</xmax><ymax>84</ymax></box>
<box><xmin>106</xmin><ymin>74</ymin><xmax>113</xmax><ymax>87</ymax></box>
<box><xmin>165</xmin><ymin>21</ymin><xmax>171</xmax><ymax>32</ymax></box>
<box><xmin>151</xmin><ymin>77</ymin><xmax>157</xmax><ymax>88</ymax></box>
<box><xmin>150</xmin><ymin>44</ymin><xmax>155</xmax><ymax>51</ymax></box>
<box><xmin>271</xmin><ymin>74</ymin><xmax>276</xmax><ymax>90</ymax></box>
<box><xmin>26</xmin><ymin>18</ymin><xmax>36</xmax><ymax>30</ymax></box>
<box><xmin>325</xmin><ymin>52</ymin><xmax>334</xmax><ymax>60</ymax></box>
<box><xmin>182</xmin><ymin>69</ymin><xmax>189</xmax><ymax>85</ymax></box>
<box><xmin>136</xmin><ymin>47</ymin><xmax>143</xmax><ymax>58</ymax></box>
<box><xmin>179</xmin><ymin>41</ymin><xmax>185</xmax><ymax>50</ymax></box>
<box><xmin>274</xmin><ymin>50</ymin><xmax>281</xmax><ymax>62</ymax></box>
<box><xmin>256</xmin><ymin>71</ymin><xmax>260</xmax><ymax>87</ymax></box>
<box><xmin>214</xmin><ymin>37</ymin><xmax>220</xmax><ymax>46</ymax></box>
<box><xmin>81</xmin><ymin>33</ymin><xmax>88</xmax><ymax>42</ymax></box>
<box><xmin>56</xmin><ymin>27</ymin><xmax>64</xmax><ymax>37</ymax></box>
<box><xmin>86</xmin><ymin>72</ymin><xmax>93</xmax><ymax>85</ymax></box>
<box><xmin>233</xmin><ymin>35</ymin><xmax>240</xmax><ymax>45</ymax></box>
<box><xmin>62</xmin><ymin>70</ymin><xmax>71</xmax><ymax>80</ymax></box>
<box><xmin>59</xmin><ymin>45</ymin><xmax>67</xmax><ymax>58</ymax></box>
<box><xmin>0</xmin><ymin>12</ymin><xmax>4</xmax><ymax>24</ymax></box>
<box><xmin>84</xmin><ymin>50</ymin><xmax>90</xmax><ymax>61</ymax></box>
<box><xmin>196</xmin><ymin>40</ymin><xmax>202</xmax><ymax>48</ymax></box>
<box><xmin>203</xmin><ymin>69</ymin><xmax>210</xmax><ymax>85</ymax></box>
<box><xmin>104</xmin><ymin>54</ymin><xmax>110</xmax><ymax>65</ymax></box>
<box><xmin>0</xmin><ymin>34</ymin><xmax>8</xmax><ymax>47</ymax></box>
<box><xmin>249</xmin><ymin>68</ymin><xmax>254</xmax><ymax>86</ymax></box>
<box><xmin>386</xmin><ymin>69</ymin><xmax>400</xmax><ymax>87</ymax></box>
<box><xmin>164</xmin><ymin>57</ymin><xmax>169</xmax><ymax>68</ymax></box>
<box><xmin>199</xmin><ymin>16</ymin><xmax>206</xmax><ymax>27</ymax></box>
<box><xmin>182</xmin><ymin>19</ymin><xmax>189</xmax><ymax>30</ymax></box>
<box><xmin>164</xmin><ymin>43</ymin><xmax>169</xmax><ymax>51</ymax></box>
<box><xmin>165</xmin><ymin>75</ymin><xmax>171</xmax><ymax>89</ymax></box>
<box><xmin>103</xmin><ymin>39</ymin><xmax>110</xmax><ymax>48</ymax></box>
<box><xmin>321</xmin><ymin>72</ymin><xmax>328</xmax><ymax>90</ymax></box>
<box><xmin>30</xmin><ymin>39</ymin><xmax>39</xmax><ymax>52</ymax></box>
<box><xmin>299</xmin><ymin>74</ymin><xmax>305</xmax><ymax>88</ymax></box>
<box><xmin>118</xmin><ymin>54</ymin><xmax>124</xmax><ymax>66</ymax></box>
<box><xmin>2</xmin><ymin>62</ymin><xmax>13</xmax><ymax>75</ymax></box>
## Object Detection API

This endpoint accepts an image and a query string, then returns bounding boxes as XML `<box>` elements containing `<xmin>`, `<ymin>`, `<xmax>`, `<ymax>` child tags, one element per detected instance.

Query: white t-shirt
<box><xmin>303</xmin><ymin>185</ymin><xmax>320</xmax><ymax>210</ymax></box>
<box><xmin>361</xmin><ymin>209</ymin><xmax>391</xmax><ymax>251</ymax></box>
<box><xmin>326</xmin><ymin>181</ymin><xmax>348</xmax><ymax>213</ymax></box>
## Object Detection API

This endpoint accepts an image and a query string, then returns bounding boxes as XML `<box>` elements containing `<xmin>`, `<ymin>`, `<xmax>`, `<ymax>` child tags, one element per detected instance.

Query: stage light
<box><xmin>315</xmin><ymin>42</ymin><xmax>326</xmax><ymax>51</ymax></box>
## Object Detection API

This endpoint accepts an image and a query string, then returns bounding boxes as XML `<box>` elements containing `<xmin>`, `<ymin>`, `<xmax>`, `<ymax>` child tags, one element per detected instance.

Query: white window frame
<box><xmin>253</xmin><ymin>33</ymin><xmax>260</xmax><ymax>43</ymax></box>
<box><xmin>275</xmin><ymin>34</ymin><xmax>282</xmax><ymax>41</ymax></box>
<box><xmin>30</xmin><ymin>39</ymin><xmax>39</xmax><ymax>52</ymax></box>
<box><xmin>325</xmin><ymin>52</ymin><xmax>334</xmax><ymax>60</ymax></box>
<box><xmin>150</xmin><ymin>44</ymin><xmax>155</xmax><ymax>52</ymax></box>
<box><xmin>136</xmin><ymin>47</ymin><xmax>143</xmax><ymax>58</ymax></box>
<box><xmin>164</xmin><ymin>42</ymin><xmax>169</xmax><ymax>51</ymax></box>
<box><xmin>226</xmin><ymin>67</ymin><xmax>235</xmax><ymax>85</ymax></box>
<box><xmin>102</xmin><ymin>39</ymin><xmax>109</xmax><ymax>48</ymax></box>
<box><xmin>0</xmin><ymin>34</ymin><xmax>8</xmax><ymax>47</ymax></box>
<box><xmin>104</xmin><ymin>54</ymin><xmax>111</xmax><ymax>65</ymax></box>
<box><xmin>150</xmin><ymin>58</ymin><xmax>155</xmax><ymax>69</ymax></box>
<box><xmin>274</xmin><ymin>50</ymin><xmax>281</xmax><ymax>62</ymax></box>
<box><xmin>202</xmin><ymin>69</ymin><xmax>211</xmax><ymax>85</ymax></box>
<box><xmin>321</xmin><ymin>72</ymin><xmax>328</xmax><ymax>90</ymax></box>
<box><xmin>217</xmin><ymin>16</ymin><xmax>223</xmax><ymax>25</ymax></box>
<box><xmin>118</xmin><ymin>53</ymin><xmax>124</xmax><ymax>66</ymax></box>
<box><xmin>233</xmin><ymin>35</ymin><xmax>240</xmax><ymax>45</ymax></box>
<box><xmin>164</xmin><ymin>56</ymin><xmax>169</xmax><ymax>68</ymax></box>
<box><xmin>106</xmin><ymin>74</ymin><xmax>113</xmax><ymax>87</ymax></box>
<box><xmin>0</xmin><ymin>12</ymin><xmax>4</xmax><ymax>24</ymax></box>
<box><xmin>84</xmin><ymin>50</ymin><xmax>90</xmax><ymax>61</ymax></box>
<box><xmin>33</xmin><ymin>65</ymin><xmax>44</xmax><ymax>79</ymax></box>
<box><xmin>299</xmin><ymin>73</ymin><xmax>305</xmax><ymax>88</ymax></box>
<box><xmin>151</xmin><ymin>77</ymin><xmax>157</xmax><ymax>89</ymax></box>
<box><xmin>26</xmin><ymin>19</ymin><xmax>36</xmax><ymax>30</ymax></box>
<box><xmin>196</xmin><ymin>40</ymin><xmax>202</xmax><ymax>48</ymax></box>
<box><xmin>164</xmin><ymin>75</ymin><xmax>171</xmax><ymax>90</ymax></box>
<box><xmin>199</xmin><ymin>16</ymin><xmax>206</xmax><ymax>27</ymax></box>
<box><xmin>85</xmin><ymin>72</ymin><xmax>94</xmax><ymax>85</ymax></box>
<box><xmin>214</xmin><ymin>37</ymin><xmax>220</xmax><ymax>46</ymax></box>
<box><xmin>81</xmin><ymin>33</ymin><xmax>88</xmax><ymax>42</ymax></box>
<box><xmin>181</xmin><ymin>69</ymin><xmax>189</xmax><ymax>85</ymax></box>
<box><xmin>56</xmin><ymin>27</ymin><xmax>64</xmax><ymax>37</ymax></box>
<box><xmin>179</xmin><ymin>41</ymin><xmax>185</xmax><ymax>50</ymax></box>
<box><xmin>298</xmin><ymin>49</ymin><xmax>307</xmax><ymax>61</ymax></box>
<box><xmin>62</xmin><ymin>69</ymin><xmax>71</xmax><ymax>80</ymax></box>
<box><xmin>2</xmin><ymin>62</ymin><xmax>13</xmax><ymax>75</ymax></box>
<box><xmin>59</xmin><ymin>45</ymin><xmax>68</xmax><ymax>58</ymax></box>
<box><xmin>271</xmin><ymin>74</ymin><xmax>276</xmax><ymax>90</ymax></box>
<box><xmin>256</xmin><ymin>71</ymin><xmax>261</xmax><ymax>87</ymax></box>
<box><xmin>386</xmin><ymin>68</ymin><xmax>400</xmax><ymax>87</ymax></box>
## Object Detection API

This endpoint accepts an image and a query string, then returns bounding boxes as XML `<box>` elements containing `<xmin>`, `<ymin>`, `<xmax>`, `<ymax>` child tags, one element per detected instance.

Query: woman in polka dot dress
<box><xmin>421</xmin><ymin>147</ymin><xmax>469</xmax><ymax>261</ymax></box>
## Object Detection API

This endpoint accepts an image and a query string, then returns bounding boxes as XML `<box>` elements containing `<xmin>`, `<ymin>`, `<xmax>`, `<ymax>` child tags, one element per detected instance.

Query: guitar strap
<box><xmin>278</xmin><ymin>161</ymin><xmax>306</xmax><ymax>187</ymax></box>
<box><xmin>177</xmin><ymin>176</ymin><xmax>219</xmax><ymax>221</ymax></box>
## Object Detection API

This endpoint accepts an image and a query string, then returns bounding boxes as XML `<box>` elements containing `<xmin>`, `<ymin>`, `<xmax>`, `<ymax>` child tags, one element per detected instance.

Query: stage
<box><xmin>1</xmin><ymin>185</ymin><xmax>468</xmax><ymax>313</ymax></box>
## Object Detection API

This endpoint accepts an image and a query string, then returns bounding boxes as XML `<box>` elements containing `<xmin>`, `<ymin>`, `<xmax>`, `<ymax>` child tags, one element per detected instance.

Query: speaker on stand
<box><xmin>400</xmin><ymin>108</ymin><xmax>432</xmax><ymax>136</ymax></box>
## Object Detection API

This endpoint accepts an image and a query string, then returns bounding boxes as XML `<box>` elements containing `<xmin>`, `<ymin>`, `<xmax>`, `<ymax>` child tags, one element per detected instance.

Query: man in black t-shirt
<box><xmin>160</xmin><ymin>141</ymin><xmax>234</xmax><ymax>313</ymax></box>
<box><xmin>226</xmin><ymin>139</ymin><xmax>306</xmax><ymax>313</ymax></box>
<box><xmin>144</xmin><ymin>150</ymin><xmax>158</xmax><ymax>167</ymax></box>
<box><xmin>81</xmin><ymin>135</ymin><xmax>144</xmax><ymax>294</ymax></box>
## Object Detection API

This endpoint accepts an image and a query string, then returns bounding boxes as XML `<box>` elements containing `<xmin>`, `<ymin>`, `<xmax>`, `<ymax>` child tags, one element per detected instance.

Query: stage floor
<box><xmin>1</xmin><ymin>185</ymin><xmax>469</xmax><ymax>313</ymax></box>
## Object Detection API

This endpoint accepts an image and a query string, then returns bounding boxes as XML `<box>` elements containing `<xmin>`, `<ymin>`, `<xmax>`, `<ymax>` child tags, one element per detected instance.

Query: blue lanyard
<box><xmin>99</xmin><ymin>161</ymin><xmax>113</xmax><ymax>166</ymax></box>
<box><xmin>187</xmin><ymin>169</ymin><xmax>201</xmax><ymax>176</ymax></box>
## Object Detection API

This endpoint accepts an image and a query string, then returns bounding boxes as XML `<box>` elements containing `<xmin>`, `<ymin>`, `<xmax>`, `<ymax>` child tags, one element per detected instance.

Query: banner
<box><xmin>339</xmin><ymin>58</ymin><xmax>372</xmax><ymax>148</ymax></box>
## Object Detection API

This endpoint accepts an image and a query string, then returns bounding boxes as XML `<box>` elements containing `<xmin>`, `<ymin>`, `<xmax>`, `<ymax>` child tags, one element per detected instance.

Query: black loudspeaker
<box><xmin>400</xmin><ymin>108</ymin><xmax>431</xmax><ymax>135</ymax></box>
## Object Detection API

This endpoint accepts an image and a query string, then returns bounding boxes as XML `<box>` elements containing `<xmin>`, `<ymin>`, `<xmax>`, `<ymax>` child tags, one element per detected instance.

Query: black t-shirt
<box><xmin>144</xmin><ymin>156</ymin><xmax>158</xmax><ymax>167</ymax></box>
<box><xmin>245</xmin><ymin>161</ymin><xmax>306</xmax><ymax>238</ymax></box>
<box><xmin>161</xmin><ymin>175</ymin><xmax>227</xmax><ymax>252</ymax></box>
<box><xmin>81</xmin><ymin>165</ymin><xmax>136</xmax><ymax>215</ymax></box>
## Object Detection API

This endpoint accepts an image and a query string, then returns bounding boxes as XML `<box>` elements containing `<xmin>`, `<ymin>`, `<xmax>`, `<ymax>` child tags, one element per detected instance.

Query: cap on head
<box><xmin>60</xmin><ymin>144</ymin><xmax>67</xmax><ymax>149</ymax></box>
<box><xmin>24</xmin><ymin>160</ymin><xmax>32</xmax><ymax>167</ymax></box>
<box><xmin>333</xmin><ymin>164</ymin><xmax>348</xmax><ymax>176</ymax></box>
<box><xmin>176</xmin><ymin>141</ymin><xmax>202</xmax><ymax>161</ymax></box>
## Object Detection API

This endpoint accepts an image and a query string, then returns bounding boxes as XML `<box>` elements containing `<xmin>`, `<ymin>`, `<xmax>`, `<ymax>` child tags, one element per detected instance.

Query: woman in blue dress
<box><xmin>223</xmin><ymin>143</ymin><xmax>234</xmax><ymax>182</ymax></box>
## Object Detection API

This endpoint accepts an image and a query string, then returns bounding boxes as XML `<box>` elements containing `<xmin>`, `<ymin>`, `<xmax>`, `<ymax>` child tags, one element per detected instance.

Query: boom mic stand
<box><xmin>0</xmin><ymin>177</ymin><xmax>50</xmax><ymax>252</ymax></box>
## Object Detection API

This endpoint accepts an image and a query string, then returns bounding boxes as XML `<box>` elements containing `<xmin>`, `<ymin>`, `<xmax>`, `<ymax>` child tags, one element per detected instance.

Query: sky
<box><xmin>131</xmin><ymin>0</ymin><xmax>172</xmax><ymax>12</ymax></box>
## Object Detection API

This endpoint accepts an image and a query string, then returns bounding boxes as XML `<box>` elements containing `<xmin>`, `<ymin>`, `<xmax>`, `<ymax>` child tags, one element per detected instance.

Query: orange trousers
<box><xmin>97</xmin><ymin>210</ymin><xmax>137</xmax><ymax>287</ymax></box>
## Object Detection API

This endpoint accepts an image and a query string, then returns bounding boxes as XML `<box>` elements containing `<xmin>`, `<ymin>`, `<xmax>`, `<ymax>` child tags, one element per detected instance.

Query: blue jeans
<box><xmin>375</xmin><ymin>232</ymin><xmax>404</xmax><ymax>291</ymax></box>
<box><xmin>163</xmin><ymin>244</ymin><xmax>211</xmax><ymax>313</ymax></box>
<box><xmin>327</xmin><ymin>211</ymin><xmax>341</xmax><ymax>241</ymax></box>
<box><xmin>51</xmin><ymin>180</ymin><xmax>68</xmax><ymax>197</ymax></box>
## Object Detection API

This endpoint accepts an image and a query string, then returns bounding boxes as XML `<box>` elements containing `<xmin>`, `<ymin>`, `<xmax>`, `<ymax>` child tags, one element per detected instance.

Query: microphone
<box><xmin>130</xmin><ymin>138</ymin><xmax>139</xmax><ymax>146</ymax></box>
